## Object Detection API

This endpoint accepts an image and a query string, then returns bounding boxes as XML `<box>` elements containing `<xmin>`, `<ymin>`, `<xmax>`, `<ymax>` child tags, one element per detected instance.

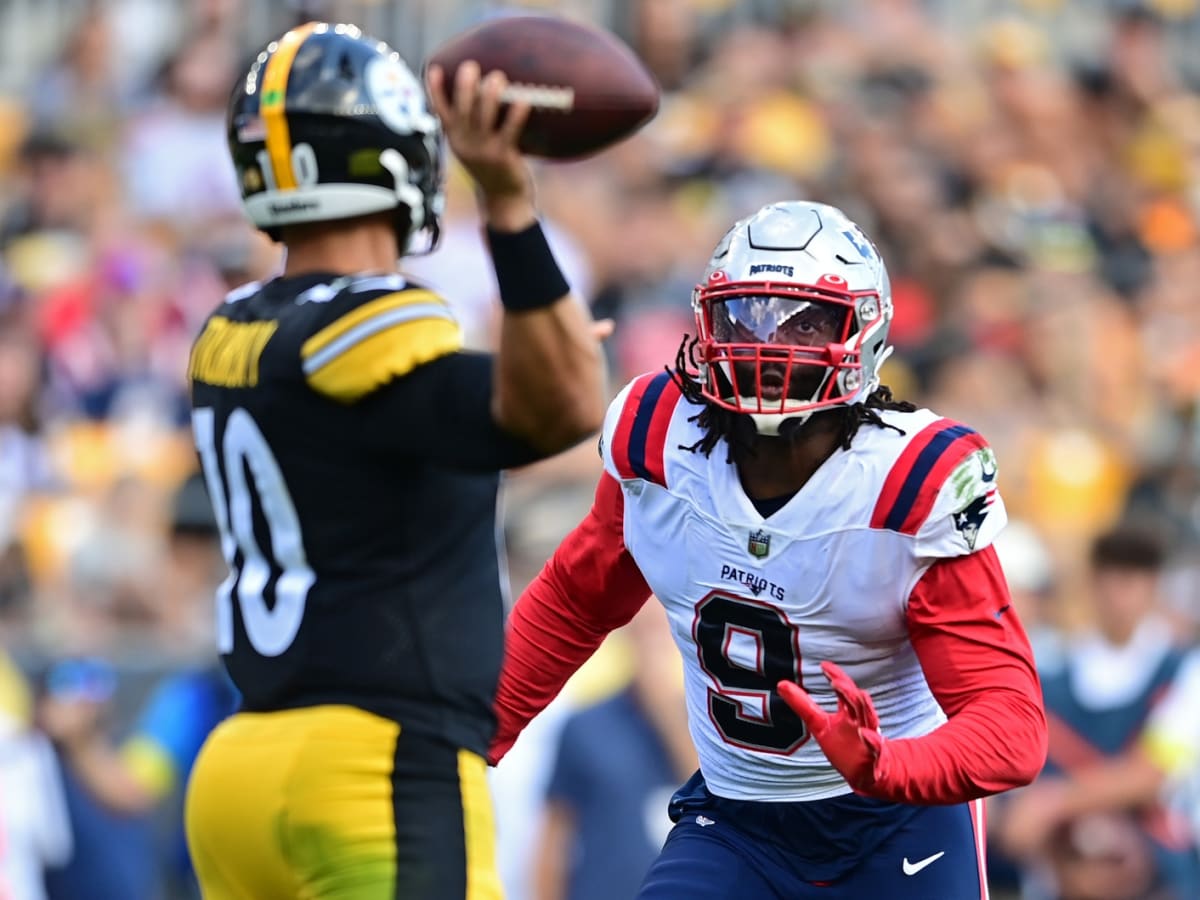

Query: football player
<box><xmin>184</xmin><ymin>22</ymin><xmax>607</xmax><ymax>900</ymax></box>
<box><xmin>492</xmin><ymin>201</ymin><xmax>1048</xmax><ymax>898</ymax></box>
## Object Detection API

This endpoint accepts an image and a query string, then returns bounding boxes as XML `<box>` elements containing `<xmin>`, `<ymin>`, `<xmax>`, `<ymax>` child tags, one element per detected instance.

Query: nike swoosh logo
<box><xmin>902</xmin><ymin>851</ymin><xmax>945</xmax><ymax>875</ymax></box>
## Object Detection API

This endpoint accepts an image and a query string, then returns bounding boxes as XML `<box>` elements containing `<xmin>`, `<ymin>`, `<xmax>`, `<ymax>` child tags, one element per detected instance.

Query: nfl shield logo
<box><xmin>748</xmin><ymin>529</ymin><xmax>771</xmax><ymax>559</ymax></box>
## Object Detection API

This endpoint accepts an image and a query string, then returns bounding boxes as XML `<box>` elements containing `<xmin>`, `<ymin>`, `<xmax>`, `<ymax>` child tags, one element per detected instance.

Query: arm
<box><xmin>994</xmin><ymin>750</ymin><xmax>1168</xmax><ymax>862</ymax></box>
<box><xmin>1050</xmin><ymin>647</ymin><xmax>1200</xmax><ymax>818</ymax></box>
<box><xmin>778</xmin><ymin>547</ymin><xmax>1047</xmax><ymax>805</ymax></box>
<box><xmin>489</xmin><ymin>252</ymin><xmax>607</xmax><ymax>454</ymax></box>
<box><xmin>51</xmin><ymin>732</ymin><xmax>160</xmax><ymax>816</ymax></box>
<box><xmin>491</xmin><ymin>472</ymin><xmax>652</xmax><ymax>762</ymax></box>
<box><xmin>40</xmin><ymin>671</ymin><xmax>230</xmax><ymax>817</ymax></box>
<box><xmin>39</xmin><ymin>692</ymin><xmax>159</xmax><ymax>815</ymax></box>
<box><xmin>532</xmin><ymin>801</ymin><xmax>574</xmax><ymax>900</ymax></box>
<box><xmin>427</xmin><ymin>62</ymin><xmax>606</xmax><ymax>453</ymax></box>
<box><xmin>891</xmin><ymin>545</ymin><xmax>1048</xmax><ymax>803</ymax></box>
<box><xmin>997</xmin><ymin>649</ymin><xmax>1200</xmax><ymax>857</ymax></box>
<box><xmin>358</xmin><ymin>352</ymin><xmax>558</xmax><ymax>471</ymax></box>
<box><xmin>1050</xmin><ymin>753</ymin><xmax>1166</xmax><ymax>814</ymax></box>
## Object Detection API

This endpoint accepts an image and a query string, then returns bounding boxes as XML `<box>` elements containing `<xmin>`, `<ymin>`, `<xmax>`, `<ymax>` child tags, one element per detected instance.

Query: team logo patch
<box><xmin>747</xmin><ymin>529</ymin><xmax>771</xmax><ymax>559</ymax></box>
<box><xmin>953</xmin><ymin>490</ymin><xmax>996</xmax><ymax>551</ymax></box>
<box><xmin>949</xmin><ymin>447</ymin><xmax>998</xmax><ymax>550</ymax></box>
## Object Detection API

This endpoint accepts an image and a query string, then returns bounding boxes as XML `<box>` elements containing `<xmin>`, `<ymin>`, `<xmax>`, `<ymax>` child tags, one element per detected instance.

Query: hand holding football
<box><xmin>426</xmin><ymin>15</ymin><xmax>660</xmax><ymax>160</ymax></box>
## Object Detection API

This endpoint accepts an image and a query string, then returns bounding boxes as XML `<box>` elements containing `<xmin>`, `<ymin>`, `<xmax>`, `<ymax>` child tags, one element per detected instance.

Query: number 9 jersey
<box><xmin>495</xmin><ymin>370</ymin><xmax>1013</xmax><ymax>801</ymax></box>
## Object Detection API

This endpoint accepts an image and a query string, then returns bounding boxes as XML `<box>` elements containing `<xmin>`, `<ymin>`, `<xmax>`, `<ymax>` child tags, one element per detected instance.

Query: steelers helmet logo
<box><xmin>365</xmin><ymin>56</ymin><xmax>437</xmax><ymax>136</ymax></box>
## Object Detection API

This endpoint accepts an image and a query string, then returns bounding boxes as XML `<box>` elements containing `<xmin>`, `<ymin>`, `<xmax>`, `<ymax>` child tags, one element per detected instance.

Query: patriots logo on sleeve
<box><xmin>950</xmin><ymin>447</ymin><xmax>997</xmax><ymax>550</ymax></box>
<box><xmin>953</xmin><ymin>491</ymin><xmax>995</xmax><ymax>551</ymax></box>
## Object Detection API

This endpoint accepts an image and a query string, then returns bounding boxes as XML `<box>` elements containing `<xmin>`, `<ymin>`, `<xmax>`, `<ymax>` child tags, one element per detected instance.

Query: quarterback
<box><xmin>493</xmin><ymin>202</ymin><xmax>1048</xmax><ymax>898</ymax></box>
<box><xmin>184</xmin><ymin>22</ymin><xmax>606</xmax><ymax>900</ymax></box>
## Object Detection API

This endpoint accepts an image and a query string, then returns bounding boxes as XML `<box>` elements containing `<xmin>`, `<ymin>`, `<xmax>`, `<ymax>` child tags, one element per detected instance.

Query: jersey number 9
<box><xmin>694</xmin><ymin>592</ymin><xmax>808</xmax><ymax>753</ymax></box>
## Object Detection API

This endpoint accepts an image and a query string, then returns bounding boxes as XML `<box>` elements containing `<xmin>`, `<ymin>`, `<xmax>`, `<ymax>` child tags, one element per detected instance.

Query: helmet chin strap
<box><xmin>747</xmin><ymin>410</ymin><xmax>807</xmax><ymax>437</ymax></box>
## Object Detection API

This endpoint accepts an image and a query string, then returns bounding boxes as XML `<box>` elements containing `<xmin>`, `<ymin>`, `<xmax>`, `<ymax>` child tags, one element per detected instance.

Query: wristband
<box><xmin>485</xmin><ymin>221</ymin><xmax>571</xmax><ymax>312</ymax></box>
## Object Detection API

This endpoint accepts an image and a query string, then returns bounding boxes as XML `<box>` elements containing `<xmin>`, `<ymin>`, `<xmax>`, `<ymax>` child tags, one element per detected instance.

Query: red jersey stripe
<box><xmin>642</xmin><ymin>375</ymin><xmax>683</xmax><ymax>486</ymax></box>
<box><xmin>896</xmin><ymin>430</ymin><xmax>989</xmax><ymax>535</ymax></box>
<box><xmin>871</xmin><ymin>420</ymin><xmax>949</xmax><ymax>529</ymax></box>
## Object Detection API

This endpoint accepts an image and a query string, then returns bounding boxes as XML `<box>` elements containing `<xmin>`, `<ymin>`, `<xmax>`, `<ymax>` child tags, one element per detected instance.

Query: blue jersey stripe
<box><xmin>627</xmin><ymin>371</ymin><xmax>671</xmax><ymax>482</ymax></box>
<box><xmin>882</xmin><ymin>424</ymin><xmax>974</xmax><ymax>532</ymax></box>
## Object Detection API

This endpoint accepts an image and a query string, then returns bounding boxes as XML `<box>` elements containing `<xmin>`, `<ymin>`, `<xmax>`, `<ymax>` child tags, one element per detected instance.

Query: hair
<box><xmin>1089</xmin><ymin>523</ymin><xmax>1167</xmax><ymax>573</ymax></box>
<box><xmin>670</xmin><ymin>334</ymin><xmax>916</xmax><ymax>460</ymax></box>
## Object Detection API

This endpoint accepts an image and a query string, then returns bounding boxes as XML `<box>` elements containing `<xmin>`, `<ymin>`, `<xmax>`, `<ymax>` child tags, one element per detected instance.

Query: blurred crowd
<box><xmin>1</xmin><ymin>0</ymin><xmax>1200</xmax><ymax>898</ymax></box>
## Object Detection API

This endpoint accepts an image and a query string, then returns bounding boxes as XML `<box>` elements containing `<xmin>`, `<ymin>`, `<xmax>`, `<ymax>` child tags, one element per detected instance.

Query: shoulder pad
<box><xmin>870</xmin><ymin>418</ymin><xmax>993</xmax><ymax>537</ymax></box>
<box><xmin>915</xmin><ymin>442</ymin><xmax>1006</xmax><ymax>558</ymax></box>
<box><xmin>600</xmin><ymin>371</ymin><xmax>684</xmax><ymax>488</ymax></box>
<box><xmin>299</xmin><ymin>282</ymin><xmax>461</xmax><ymax>401</ymax></box>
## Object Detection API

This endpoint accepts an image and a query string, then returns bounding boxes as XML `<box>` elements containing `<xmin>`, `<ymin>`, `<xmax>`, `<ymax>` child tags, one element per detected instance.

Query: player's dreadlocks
<box><xmin>669</xmin><ymin>334</ymin><xmax>916</xmax><ymax>461</ymax></box>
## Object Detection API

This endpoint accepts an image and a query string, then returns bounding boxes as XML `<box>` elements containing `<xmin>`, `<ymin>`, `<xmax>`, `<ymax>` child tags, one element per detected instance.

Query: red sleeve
<box><xmin>490</xmin><ymin>472</ymin><xmax>652</xmax><ymax>763</ymax></box>
<box><xmin>878</xmin><ymin>546</ymin><xmax>1047</xmax><ymax>804</ymax></box>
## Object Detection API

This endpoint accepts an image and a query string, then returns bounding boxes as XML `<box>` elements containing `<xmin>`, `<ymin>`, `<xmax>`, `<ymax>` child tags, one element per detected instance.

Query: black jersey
<box><xmin>188</xmin><ymin>272</ymin><xmax>546</xmax><ymax>755</ymax></box>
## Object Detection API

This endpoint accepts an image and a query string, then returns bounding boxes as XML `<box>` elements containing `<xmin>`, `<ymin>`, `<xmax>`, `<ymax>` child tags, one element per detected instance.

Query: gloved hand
<box><xmin>777</xmin><ymin>660</ymin><xmax>890</xmax><ymax>793</ymax></box>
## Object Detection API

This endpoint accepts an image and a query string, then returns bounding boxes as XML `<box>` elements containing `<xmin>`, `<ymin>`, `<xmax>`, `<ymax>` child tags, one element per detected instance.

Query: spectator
<box><xmin>39</xmin><ymin>473</ymin><xmax>236</xmax><ymax>900</ymax></box>
<box><xmin>0</xmin><ymin>650</ymin><xmax>72</xmax><ymax>900</ymax></box>
<box><xmin>1</xmin><ymin>1</ymin><xmax>1200</xmax><ymax>892</ymax></box>
<box><xmin>996</xmin><ymin>524</ymin><xmax>1198</xmax><ymax>900</ymax></box>
<box><xmin>39</xmin><ymin>656</ymin><xmax>159</xmax><ymax>900</ymax></box>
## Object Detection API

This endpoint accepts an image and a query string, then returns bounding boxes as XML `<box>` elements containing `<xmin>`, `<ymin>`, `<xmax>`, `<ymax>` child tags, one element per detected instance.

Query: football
<box><xmin>426</xmin><ymin>15</ymin><xmax>660</xmax><ymax>160</ymax></box>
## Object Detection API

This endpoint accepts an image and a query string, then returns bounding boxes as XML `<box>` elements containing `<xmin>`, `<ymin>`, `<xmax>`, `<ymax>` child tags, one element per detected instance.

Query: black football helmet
<box><xmin>228</xmin><ymin>22</ymin><xmax>444</xmax><ymax>251</ymax></box>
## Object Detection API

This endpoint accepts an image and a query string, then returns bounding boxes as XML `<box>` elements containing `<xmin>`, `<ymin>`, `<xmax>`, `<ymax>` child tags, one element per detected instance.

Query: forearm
<box><xmin>492</xmin><ymin>554</ymin><xmax>642</xmax><ymax>761</ymax></box>
<box><xmin>896</xmin><ymin>547</ymin><xmax>1048</xmax><ymax>805</ymax></box>
<box><xmin>491</xmin><ymin>473</ymin><xmax>650</xmax><ymax>762</ymax></box>
<box><xmin>485</xmin><ymin>196</ymin><xmax>606</xmax><ymax>452</ymax></box>
<box><xmin>57</xmin><ymin>737</ymin><xmax>158</xmax><ymax>816</ymax></box>
<box><xmin>878</xmin><ymin>691</ymin><xmax>1047</xmax><ymax>804</ymax></box>
<box><xmin>493</xmin><ymin>294</ymin><xmax>606</xmax><ymax>452</ymax></box>
<box><xmin>1056</xmin><ymin>751</ymin><xmax>1167</xmax><ymax>817</ymax></box>
<box><xmin>532</xmin><ymin>802</ymin><xmax>574</xmax><ymax>900</ymax></box>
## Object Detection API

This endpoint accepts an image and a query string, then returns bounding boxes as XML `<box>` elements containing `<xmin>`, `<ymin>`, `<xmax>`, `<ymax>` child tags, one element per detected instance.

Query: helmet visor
<box><xmin>712</xmin><ymin>296</ymin><xmax>849</xmax><ymax>347</ymax></box>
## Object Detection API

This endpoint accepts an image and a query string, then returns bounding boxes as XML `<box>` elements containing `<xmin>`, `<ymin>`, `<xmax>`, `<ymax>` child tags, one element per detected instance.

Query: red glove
<box><xmin>777</xmin><ymin>661</ymin><xmax>890</xmax><ymax>793</ymax></box>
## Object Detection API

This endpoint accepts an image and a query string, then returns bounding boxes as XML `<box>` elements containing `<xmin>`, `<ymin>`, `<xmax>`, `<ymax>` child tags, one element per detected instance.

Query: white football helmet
<box><xmin>692</xmin><ymin>201</ymin><xmax>894</xmax><ymax>436</ymax></box>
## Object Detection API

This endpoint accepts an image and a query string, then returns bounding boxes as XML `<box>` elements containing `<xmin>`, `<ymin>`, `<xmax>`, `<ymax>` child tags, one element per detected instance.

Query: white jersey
<box><xmin>0</xmin><ymin>719</ymin><xmax>72</xmax><ymax>900</ymax></box>
<box><xmin>600</xmin><ymin>372</ymin><xmax>1007</xmax><ymax>801</ymax></box>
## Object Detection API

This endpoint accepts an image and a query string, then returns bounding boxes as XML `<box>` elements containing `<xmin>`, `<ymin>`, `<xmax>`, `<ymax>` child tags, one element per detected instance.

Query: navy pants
<box><xmin>637</xmin><ymin>772</ymin><xmax>987</xmax><ymax>900</ymax></box>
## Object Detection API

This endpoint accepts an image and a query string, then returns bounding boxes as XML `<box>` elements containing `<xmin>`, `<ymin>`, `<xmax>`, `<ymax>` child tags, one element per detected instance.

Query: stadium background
<box><xmin>0</xmin><ymin>0</ymin><xmax>1198</xmax><ymax>898</ymax></box>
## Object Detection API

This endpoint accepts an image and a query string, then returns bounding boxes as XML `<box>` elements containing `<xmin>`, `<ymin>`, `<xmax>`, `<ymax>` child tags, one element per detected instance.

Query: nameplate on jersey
<box><xmin>189</xmin><ymin>316</ymin><xmax>278</xmax><ymax>388</ymax></box>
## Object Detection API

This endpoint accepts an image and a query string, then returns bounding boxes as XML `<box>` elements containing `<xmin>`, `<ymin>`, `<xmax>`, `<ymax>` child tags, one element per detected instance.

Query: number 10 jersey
<box><xmin>188</xmin><ymin>273</ymin><xmax>547</xmax><ymax>757</ymax></box>
<box><xmin>601</xmin><ymin>371</ymin><xmax>1007</xmax><ymax>802</ymax></box>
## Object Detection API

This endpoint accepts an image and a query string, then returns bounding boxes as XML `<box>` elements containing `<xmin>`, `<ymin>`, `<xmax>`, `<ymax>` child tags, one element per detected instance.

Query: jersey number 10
<box><xmin>193</xmin><ymin>407</ymin><xmax>314</xmax><ymax>657</ymax></box>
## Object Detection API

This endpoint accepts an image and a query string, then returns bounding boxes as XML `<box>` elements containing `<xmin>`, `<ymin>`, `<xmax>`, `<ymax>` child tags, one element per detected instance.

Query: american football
<box><xmin>426</xmin><ymin>14</ymin><xmax>660</xmax><ymax>160</ymax></box>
